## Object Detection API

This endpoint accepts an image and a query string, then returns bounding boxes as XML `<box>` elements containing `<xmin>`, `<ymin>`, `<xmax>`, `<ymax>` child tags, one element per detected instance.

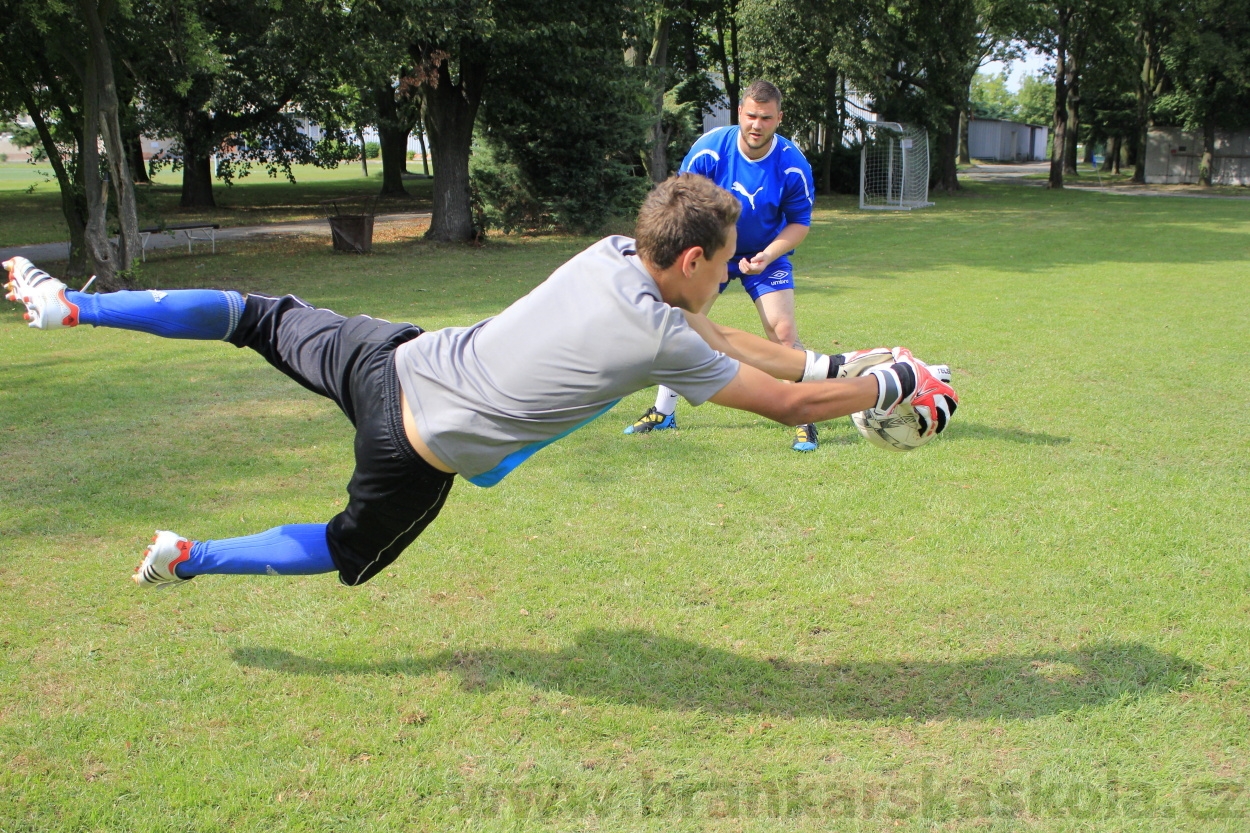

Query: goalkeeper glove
<box><xmin>865</xmin><ymin>347</ymin><xmax>959</xmax><ymax>437</ymax></box>
<box><xmin>801</xmin><ymin>347</ymin><xmax>894</xmax><ymax>381</ymax></box>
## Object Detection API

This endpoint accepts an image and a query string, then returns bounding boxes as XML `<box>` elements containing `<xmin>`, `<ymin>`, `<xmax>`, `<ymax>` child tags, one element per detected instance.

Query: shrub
<box><xmin>471</xmin><ymin>0</ymin><xmax>648</xmax><ymax>235</ymax></box>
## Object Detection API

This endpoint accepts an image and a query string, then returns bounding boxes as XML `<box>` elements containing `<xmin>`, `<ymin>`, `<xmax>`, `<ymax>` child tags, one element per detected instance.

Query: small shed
<box><xmin>968</xmin><ymin>118</ymin><xmax>1048</xmax><ymax>162</ymax></box>
<box><xmin>1145</xmin><ymin>127</ymin><xmax>1250</xmax><ymax>185</ymax></box>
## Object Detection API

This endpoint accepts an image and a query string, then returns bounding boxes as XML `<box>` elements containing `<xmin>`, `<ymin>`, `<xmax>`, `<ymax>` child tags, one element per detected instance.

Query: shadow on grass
<box><xmin>234</xmin><ymin>631</ymin><xmax>1197</xmax><ymax>721</ymax></box>
<box><xmin>942</xmin><ymin>422</ymin><xmax>1071</xmax><ymax>445</ymax></box>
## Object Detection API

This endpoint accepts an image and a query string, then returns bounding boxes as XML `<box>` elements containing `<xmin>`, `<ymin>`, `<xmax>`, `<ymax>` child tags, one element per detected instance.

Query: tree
<box><xmin>740</xmin><ymin>0</ymin><xmax>863</xmax><ymax>194</ymax></box>
<box><xmin>79</xmin><ymin>0</ymin><xmax>141</xmax><ymax>278</ymax></box>
<box><xmin>1016</xmin><ymin>71</ymin><xmax>1055</xmax><ymax>124</ymax></box>
<box><xmin>382</xmin><ymin>0</ymin><xmax>655</xmax><ymax>242</ymax></box>
<box><xmin>1027</xmin><ymin>0</ymin><xmax>1122</xmax><ymax>186</ymax></box>
<box><xmin>473</xmin><ymin>0</ymin><xmax>648</xmax><ymax>232</ymax></box>
<box><xmin>0</xmin><ymin>0</ymin><xmax>141</xmax><ymax>286</ymax></box>
<box><xmin>0</xmin><ymin>0</ymin><xmax>91</xmax><ymax>276</ymax></box>
<box><xmin>375</xmin><ymin>0</ymin><xmax>494</xmax><ymax>242</ymax></box>
<box><xmin>128</xmin><ymin>0</ymin><xmax>354</xmax><ymax>208</ymax></box>
<box><xmin>970</xmin><ymin>69</ymin><xmax>1017</xmax><ymax>118</ymax></box>
<box><xmin>1156</xmin><ymin>0</ymin><xmax>1250</xmax><ymax>185</ymax></box>
<box><xmin>370</xmin><ymin>76</ymin><xmax>419</xmax><ymax>198</ymax></box>
<box><xmin>859</xmin><ymin>0</ymin><xmax>1022</xmax><ymax>192</ymax></box>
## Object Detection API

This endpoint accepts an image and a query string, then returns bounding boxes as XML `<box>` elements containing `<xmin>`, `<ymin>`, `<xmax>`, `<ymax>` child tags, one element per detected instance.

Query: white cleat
<box><xmin>133</xmin><ymin>531</ymin><xmax>194</xmax><ymax>588</ymax></box>
<box><xmin>3</xmin><ymin>257</ymin><xmax>79</xmax><ymax>329</ymax></box>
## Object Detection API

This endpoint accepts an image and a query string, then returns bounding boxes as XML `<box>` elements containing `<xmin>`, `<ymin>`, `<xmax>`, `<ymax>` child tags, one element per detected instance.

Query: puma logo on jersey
<box><xmin>731</xmin><ymin>181</ymin><xmax>764</xmax><ymax>210</ymax></box>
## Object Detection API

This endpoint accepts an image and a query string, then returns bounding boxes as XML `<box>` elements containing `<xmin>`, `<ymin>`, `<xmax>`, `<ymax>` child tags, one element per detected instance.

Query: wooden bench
<box><xmin>137</xmin><ymin>223</ymin><xmax>221</xmax><ymax>260</ymax></box>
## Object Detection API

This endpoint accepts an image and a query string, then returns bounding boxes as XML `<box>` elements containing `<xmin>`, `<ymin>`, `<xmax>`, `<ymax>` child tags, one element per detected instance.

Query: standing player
<box><xmin>4</xmin><ymin>175</ymin><xmax>955</xmax><ymax>589</ymax></box>
<box><xmin>624</xmin><ymin>80</ymin><xmax>820</xmax><ymax>451</ymax></box>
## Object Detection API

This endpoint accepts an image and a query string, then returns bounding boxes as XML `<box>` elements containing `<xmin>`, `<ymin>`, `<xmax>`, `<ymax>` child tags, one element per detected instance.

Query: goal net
<box><xmin>859</xmin><ymin>122</ymin><xmax>933</xmax><ymax>210</ymax></box>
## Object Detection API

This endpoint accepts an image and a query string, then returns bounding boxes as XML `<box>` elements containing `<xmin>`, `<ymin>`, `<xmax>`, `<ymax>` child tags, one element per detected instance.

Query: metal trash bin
<box><xmin>322</xmin><ymin>197</ymin><xmax>378</xmax><ymax>253</ymax></box>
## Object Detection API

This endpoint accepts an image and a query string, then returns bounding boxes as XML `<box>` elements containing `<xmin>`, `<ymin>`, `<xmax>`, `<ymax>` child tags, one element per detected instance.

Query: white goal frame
<box><xmin>859</xmin><ymin>122</ymin><xmax>934</xmax><ymax>210</ymax></box>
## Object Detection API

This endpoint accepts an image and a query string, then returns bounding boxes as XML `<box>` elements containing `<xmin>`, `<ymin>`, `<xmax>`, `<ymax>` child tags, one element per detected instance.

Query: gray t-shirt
<box><xmin>395</xmin><ymin>235</ymin><xmax>740</xmax><ymax>486</ymax></box>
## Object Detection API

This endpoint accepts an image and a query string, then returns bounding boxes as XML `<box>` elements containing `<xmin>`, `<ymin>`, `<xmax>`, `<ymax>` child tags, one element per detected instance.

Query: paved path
<box><xmin>0</xmin><ymin>211</ymin><xmax>432</xmax><ymax>265</ymax></box>
<box><xmin>961</xmin><ymin>161</ymin><xmax>1250</xmax><ymax>200</ymax></box>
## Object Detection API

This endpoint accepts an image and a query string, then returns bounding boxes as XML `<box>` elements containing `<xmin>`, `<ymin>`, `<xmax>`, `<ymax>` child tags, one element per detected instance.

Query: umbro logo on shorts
<box><xmin>768</xmin><ymin>270</ymin><xmax>788</xmax><ymax>283</ymax></box>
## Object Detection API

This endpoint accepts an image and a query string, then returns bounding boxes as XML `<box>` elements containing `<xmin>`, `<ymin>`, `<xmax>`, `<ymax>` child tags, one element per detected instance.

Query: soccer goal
<box><xmin>859</xmin><ymin>122</ymin><xmax>933</xmax><ymax>210</ymax></box>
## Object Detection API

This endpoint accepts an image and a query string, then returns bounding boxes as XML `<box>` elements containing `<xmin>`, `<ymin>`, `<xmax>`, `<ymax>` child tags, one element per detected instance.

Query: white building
<box><xmin>967</xmin><ymin>117</ymin><xmax>1048</xmax><ymax>162</ymax></box>
<box><xmin>1145</xmin><ymin>126</ymin><xmax>1250</xmax><ymax>185</ymax></box>
<box><xmin>0</xmin><ymin>115</ymin><xmax>34</xmax><ymax>161</ymax></box>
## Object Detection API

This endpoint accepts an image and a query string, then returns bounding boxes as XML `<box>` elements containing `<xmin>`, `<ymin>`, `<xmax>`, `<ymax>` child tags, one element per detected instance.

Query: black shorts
<box><xmin>228</xmin><ymin>294</ymin><xmax>455</xmax><ymax>586</ymax></box>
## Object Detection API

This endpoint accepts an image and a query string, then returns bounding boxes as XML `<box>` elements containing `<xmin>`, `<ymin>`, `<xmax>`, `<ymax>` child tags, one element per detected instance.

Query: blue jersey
<box><xmin>680</xmin><ymin>126</ymin><xmax>814</xmax><ymax>259</ymax></box>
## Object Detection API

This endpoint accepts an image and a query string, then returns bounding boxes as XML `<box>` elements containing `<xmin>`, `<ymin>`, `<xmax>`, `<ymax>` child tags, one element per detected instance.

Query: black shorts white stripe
<box><xmin>228</xmin><ymin>294</ymin><xmax>455</xmax><ymax>585</ymax></box>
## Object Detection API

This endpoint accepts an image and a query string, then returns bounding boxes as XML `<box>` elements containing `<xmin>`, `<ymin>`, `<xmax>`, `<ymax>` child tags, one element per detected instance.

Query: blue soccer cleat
<box><xmin>624</xmin><ymin>406</ymin><xmax>677</xmax><ymax>434</ymax></box>
<box><xmin>792</xmin><ymin>422</ymin><xmax>818</xmax><ymax>452</ymax></box>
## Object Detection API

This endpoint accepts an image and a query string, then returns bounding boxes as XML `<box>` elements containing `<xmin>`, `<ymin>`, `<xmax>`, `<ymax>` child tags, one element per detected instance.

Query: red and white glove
<box><xmin>801</xmin><ymin>347</ymin><xmax>894</xmax><ymax>381</ymax></box>
<box><xmin>865</xmin><ymin>347</ymin><xmax>959</xmax><ymax>437</ymax></box>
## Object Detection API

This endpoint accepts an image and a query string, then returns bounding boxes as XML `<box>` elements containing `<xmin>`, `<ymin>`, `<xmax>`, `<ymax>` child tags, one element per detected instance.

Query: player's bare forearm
<box><xmin>685</xmin><ymin>313</ymin><xmax>804</xmax><ymax>381</ymax></box>
<box><xmin>710</xmin><ymin>364</ymin><xmax>877</xmax><ymax>425</ymax></box>
<box><xmin>739</xmin><ymin>223</ymin><xmax>810</xmax><ymax>274</ymax></box>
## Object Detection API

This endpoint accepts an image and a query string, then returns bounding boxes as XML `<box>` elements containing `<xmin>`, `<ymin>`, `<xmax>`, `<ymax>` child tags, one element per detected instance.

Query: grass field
<box><xmin>1</xmin><ymin>182</ymin><xmax>1248</xmax><ymax>831</ymax></box>
<box><xmin>0</xmin><ymin>161</ymin><xmax>433</xmax><ymax>248</ymax></box>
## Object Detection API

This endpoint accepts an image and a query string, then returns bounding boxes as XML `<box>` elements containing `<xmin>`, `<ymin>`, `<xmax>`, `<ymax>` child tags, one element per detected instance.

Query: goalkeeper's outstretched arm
<box><xmin>684</xmin><ymin>312</ymin><xmax>805</xmax><ymax>380</ymax></box>
<box><xmin>710</xmin><ymin>363</ymin><xmax>878</xmax><ymax>425</ymax></box>
<box><xmin>685</xmin><ymin>314</ymin><xmax>886</xmax><ymax>383</ymax></box>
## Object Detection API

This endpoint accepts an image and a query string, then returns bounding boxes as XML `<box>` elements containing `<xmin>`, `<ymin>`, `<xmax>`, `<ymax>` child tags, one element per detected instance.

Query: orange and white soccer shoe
<box><xmin>133</xmin><ymin>531</ymin><xmax>193</xmax><ymax>588</ymax></box>
<box><xmin>3</xmin><ymin>256</ymin><xmax>79</xmax><ymax>329</ymax></box>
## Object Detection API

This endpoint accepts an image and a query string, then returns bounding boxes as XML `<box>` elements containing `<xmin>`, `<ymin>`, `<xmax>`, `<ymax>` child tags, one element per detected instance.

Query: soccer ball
<box><xmin>852</xmin><ymin>403</ymin><xmax>933</xmax><ymax>452</ymax></box>
<box><xmin>852</xmin><ymin>362</ymin><xmax>952</xmax><ymax>452</ymax></box>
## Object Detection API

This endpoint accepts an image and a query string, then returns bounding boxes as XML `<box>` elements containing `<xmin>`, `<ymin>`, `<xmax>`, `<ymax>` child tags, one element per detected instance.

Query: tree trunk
<box><xmin>79</xmin><ymin>19</ymin><xmax>117</xmax><ymax>288</ymax></box>
<box><xmin>1083</xmin><ymin>138</ymin><xmax>1095</xmax><ymax>165</ymax></box>
<box><xmin>127</xmin><ymin>129</ymin><xmax>150</xmax><ymax>185</ymax></box>
<box><xmin>1048</xmin><ymin>17</ymin><xmax>1070</xmax><ymax>190</ymax></box>
<box><xmin>1113</xmin><ymin>135</ymin><xmax>1123</xmax><ymax>173</ymax></box>
<box><xmin>181</xmin><ymin>151</ymin><xmax>216</xmax><ymax>208</ymax></box>
<box><xmin>416</xmin><ymin>115</ymin><xmax>430</xmax><ymax>176</ymax></box>
<box><xmin>80</xmin><ymin>0</ymin><xmax>139</xmax><ymax>275</ymax></box>
<box><xmin>934</xmin><ymin>106</ymin><xmax>961</xmax><ymax>192</ymax></box>
<box><xmin>714</xmin><ymin>2</ymin><xmax>739</xmax><ymax>122</ymax></box>
<box><xmin>357</xmin><ymin>127</ymin><xmax>368</xmax><ymax>177</ymax></box>
<box><xmin>820</xmin><ymin>66</ymin><xmax>840</xmax><ymax>194</ymax></box>
<box><xmin>379</xmin><ymin>125</ymin><xmax>410</xmax><ymax>196</ymax></box>
<box><xmin>1100</xmin><ymin>135</ymin><xmax>1120</xmax><ymax>172</ymax></box>
<box><xmin>958</xmin><ymin>107</ymin><xmax>971</xmax><ymax>164</ymax></box>
<box><xmin>1199</xmin><ymin>116</ymin><xmax>1216</xmax><ymax>186</ymax></box>
<box><xmin>1132</xmin><ymin>21</ymin><xmax>1161</xmax><ymax>185</ymax></box>
<box><xmin>178</xmin><ymin>109</ymin><xmax>216</xmax><ymax>207</ymax></box>
<box><xmin>374</xmin><ymin>80</ymin><xmax>411</xmax><ymax>198</ymax></box>
<box><xmin>1064</xmin><ymin>71</ymin><xmax>1080</xmax><ymax>176</ymax></box>
<box><xmin>415</xmin><ymin>40</ymin><xmax>489</xmax><ymax>242</ymax></box>
<box><xmin>646</xmin><ymin>16</ymin><xmax>673</xmax><ymax>184</ymax></box>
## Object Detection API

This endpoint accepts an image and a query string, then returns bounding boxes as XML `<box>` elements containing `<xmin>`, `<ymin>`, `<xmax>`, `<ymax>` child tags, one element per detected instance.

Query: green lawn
<box><xmin>0</xmin><ymin>161</ymin><xmax>432</xmax><ymax>248</ymax></box>
<box><xmin>1</xmin><ymin>183</ymin><xmax>1248</xmax><ymax>831</ymax></box>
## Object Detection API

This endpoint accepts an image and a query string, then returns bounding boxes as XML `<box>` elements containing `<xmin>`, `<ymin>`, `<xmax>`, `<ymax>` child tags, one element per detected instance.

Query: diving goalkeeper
<box><xmin>4</xmin><ymin>174</ymin><xmax>957</xmax><ymax>589</ymax></box>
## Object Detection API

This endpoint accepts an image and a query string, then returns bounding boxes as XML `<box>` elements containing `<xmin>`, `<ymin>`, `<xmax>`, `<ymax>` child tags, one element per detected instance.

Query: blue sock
<box><xmin>178</xmin><ymin>524</ymin><xmax>337</xmax><ymax>577</ymax></box>
<box><xmin>69</xmin><ymin>289</ymin><xmax>245</xmax><ymax>340</ymax></box>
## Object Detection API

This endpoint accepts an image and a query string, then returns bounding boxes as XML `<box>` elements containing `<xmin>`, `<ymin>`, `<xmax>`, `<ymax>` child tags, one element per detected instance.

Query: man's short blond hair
<box><xmin>635</xmin><ymin>175</ymin><xmax>741</xmax><ymax>269</ymax></box>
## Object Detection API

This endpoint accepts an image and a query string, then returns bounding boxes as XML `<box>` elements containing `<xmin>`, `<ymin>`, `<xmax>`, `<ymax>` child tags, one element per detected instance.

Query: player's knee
<box><xmin>771</xmin><ymin>320</ymin><xmax>798</xmax><ymax>347</ymax></box>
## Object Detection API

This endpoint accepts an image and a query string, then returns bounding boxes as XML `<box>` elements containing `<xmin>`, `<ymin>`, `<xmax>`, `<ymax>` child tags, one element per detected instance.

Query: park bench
<box><xmin>137</xmin><ymin>223</ymin><xmax>221</xmax><ymax>260</ymax></box>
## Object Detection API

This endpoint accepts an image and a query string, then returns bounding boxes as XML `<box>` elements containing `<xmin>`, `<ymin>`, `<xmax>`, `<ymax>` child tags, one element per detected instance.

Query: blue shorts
<box><xmin>721</xmin><ymin>255</ymin><xmax>794</xmax><ymax>301</ymax></box>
